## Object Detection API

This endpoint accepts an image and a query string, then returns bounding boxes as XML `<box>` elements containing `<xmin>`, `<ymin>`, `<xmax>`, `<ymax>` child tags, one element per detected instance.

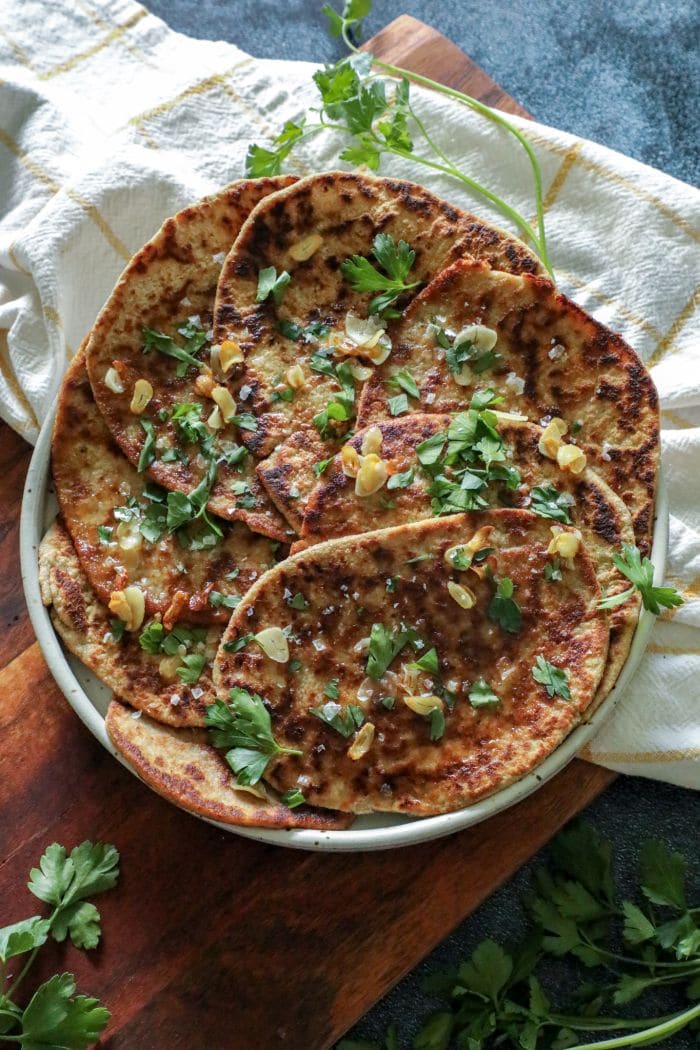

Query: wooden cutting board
<box><xmin>0</xmin><ymin>16</ymin><xmax>615</xmax><ymax>1049</ymax></box>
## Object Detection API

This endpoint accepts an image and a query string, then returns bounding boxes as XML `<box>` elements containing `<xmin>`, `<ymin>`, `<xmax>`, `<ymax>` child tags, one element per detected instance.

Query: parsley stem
<box><xmin>561</xmin><ymin>1002</ymin><xmax>700</xmax><ymax>1047</ymax></box>
<box><xmin>5</xmin><ymin>906</ymin><xmax>60</xmax><ymax>1000</ymax></box>
<box><xmin>341</xmin><ymin>25</ymin><xmax>553</xmax><ymax>276</ymax></box>
<box><xmin>580</xmin><ymin>935</ymin><xmax>700</xmax><ymax>971</ymax></box>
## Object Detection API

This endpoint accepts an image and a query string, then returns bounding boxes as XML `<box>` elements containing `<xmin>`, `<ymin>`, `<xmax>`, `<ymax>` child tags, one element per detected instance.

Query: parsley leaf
<box><xmin>310</xmin><ymin>700</ymin><xmax>365</xmax><ymax>737</ymax></box>
<box><xmin>281</xmin><ymin>788</ymin><xmax>305</xmax><ymax>809</ymax></box>
<box><xmin>531</xmin><ymin>655</ymin><xmax>571</xmax><ymax>700</ymax></box>
<box><xmin>387</xmin><ymin>467</ymin><xmax>414</xmax><ymax>490</ymax></box>
<box><xmin>544</xmin><ymin>556</ymin><xmax>563</xmax><ymax>582</ymax></box>
<box><xmin>176</xmin><ymin>653</ymin><xmax>207</xmax><ymax>685</ymax></box>
<box><xmin>142</xmin><ymin>324</ymin><xmax>205</xmax><ymax>375</ymax></box>
<box><xmin>601</xmin><ymin>544</ymin><xmax>684</xmax><ymax>615</ymax></box>
<box><xmin>256</xmin><ymin>266</ymin><xmax>291</xmax><ymax>305</ymax></box>
<box><xmin>137</xmin><ymin>418</ymin><xmax>156</xmax><ymax>473</ymax></box>
<box><xmin>409</xmin><ymin>647</ymin><xmax>439</xmax><ymax>675</ymax></box>
<box><xmin>488</xmin><ymin>577</ymin><xmax>522</xmax><ymax>634</ymax></box>
<box><xmin>531</xmin><ymin>484</ymin><xmax>573</xmax><ymax>524</ymax></box>
<box><xmin>222</xmin><ymin>633</ymin><xmax>254</xmax><ymax>653</ymax></box>
<box><xmin>366</xmin><ymin>622</ymin><xmax>419</xmax><ymax>680</ymax></box>
<box><xmin>209</xmin><ymin>591</ymin><xmax>241</xmax><ymax>610</ymax></box>
<box><xmin>313</xmin><ymin>457</ymin><xmax>333</xmax><ymax>477</ymax></box>
<box><xmin>387</xmin><ymin>368</ymin><xmax>419</xmax><ymax>399</ymax></box>
<box><xmin>205</xmin><ymin>688</ymin><xmax>302</xmax><ymax>785</ymax></box>
<box><xmin>468</xmin><ymin>678</ymin><xmax>500</xmax><ymax>708</ymax></box>
<box><xmin>340</xmin><ymin>233</ymin><xmax>421</xmax><ymax>317</ymax></box>
<box><xmin>19</xmin><ymin>973</ymin><xmax>111</xmax><ymax>1050</ymax></box>
<box><xmin>387</xmin><ymin>393</ymin><xmax>409</xmax><ymax>416</ymax></box>
<box><xmin>286</xmin><ymin>592</ymin><xmax>309</xmax><ymax>610</ymax></box>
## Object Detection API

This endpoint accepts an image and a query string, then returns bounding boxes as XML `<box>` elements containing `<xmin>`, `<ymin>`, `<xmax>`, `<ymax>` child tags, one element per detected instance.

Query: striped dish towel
<box><xmin>1</xmin><ymin>0</ymin><xmax>698</xmax><ymax>788</ymax></box>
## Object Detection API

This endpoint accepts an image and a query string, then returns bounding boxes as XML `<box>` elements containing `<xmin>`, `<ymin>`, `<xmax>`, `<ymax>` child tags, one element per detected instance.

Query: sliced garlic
<box><xmin>454</xmin><ymin>324</ymin><xmax>498</xmax><ymax>352</ymax></box>
<box><xmin>492</xmin><ymin>410</ymin><xmax>529</xmax><ymax>423</ymax></box>
<box><xmin>195</xmin><ymin>370</ymin><xmax>216</xmax><ymax>397</ymax></box>
<box><xmin>548</xmin><ymin>526</ymin><xmax>582</xmax><ymax>561</ymax></box>
<box><xmin>538</xmin><ymin>417</ymin><xmax>568</xmax><ymax>460</ymax></box>
<box><xmin>285</xmin><ymin>364</ymin><xmax>305</xmax><ymax>390</ymax></box>
<box><xmin>207</xmin><ymin>405</ymin><xmax>224</xmax><ymax>430</ymax></box>
<box><xmin>219</xmin><ymin>340</ymin><xmax>244</xmax><ymax>373</ymax></box>
<box><xmin>347</xmin><ymin>362</ymin><xmax>374</xmax><ymax>382</ymax></box>
<box><xmin>341</xmin><ymin>444</ymin><xmax>361</xmax><ymax>478</ymax></box>
<box><xmin>289</xmin><ymin>232</ymin><xmax>323</xmax><ymax>261</ymax></box>
<box><xmin>347</xmin><ymin>721</ymin><xmax>375</xmax><ymax>760</ymax></box>
<box><xmin>130</xmin><ymin>379</ymin><xmax>153</xmax><ymax>414</ymax></box>
<box><xmin>254</xmin><ymin>626</ymin><xmax>289</xmax><ymax>663</ymax></box>
<box><xmin>364</xmin><ymin>338</ymin><xmax>392</xmax><ymax>365</ymax></box>
<box><xmin>212</xmin><ymin>384</ymin><xmax>236</xmax><ymax>423</ymax></box>
<box><xmin>344</xmin><ymin>312</ymin><xmax>386</xmax><ymax>348</ymax></box>
<box><xmin>355</xmin><ymin>453</ymin><xmax>388</xmax><ymax>497</ymax></box>
<box><xmin>453</xmin><ymin>363</ymin><xmax>473</xmax><ymax>387</ymax></box>
<box><xmin>556</xmin><ymin>443</ymin><xmax>587</xmax><ymax>475</ymax></box>
<box><xmin>404</xmin><ymin>695</ymin><xmax>443</xmax><ymax>716</ymax></box>
<box><xmin>361</xmin><ymin>426</ymin><xmax>383</xmax><ymax>456</ymax></box>
<box><xmin>158</xmin><ymin>654</ymin><xmax>182</xmax><ymax>681</ymax></box>
<box><xmin>447</xmin><ymin>580</ymin><xmax>476</xmax><ymax>609</ymax></box>
<box><xmin>108</xmin><ymin>585</ymin><xmax>145</xmax><ymax>631</ymax></box>
<box><xmin>104</xmin><ymin>367</ymin><xmax>124</xmax><ymax>394</ymax></box>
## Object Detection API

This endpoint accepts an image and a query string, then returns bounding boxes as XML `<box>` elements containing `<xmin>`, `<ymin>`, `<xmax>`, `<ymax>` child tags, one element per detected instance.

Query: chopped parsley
<box><xmin>387</xmin><ymin>368</ymin><xmax>420</xmax><ymax>399</ymax></box>
<box><xmin>96</xmin><ymin>525</ymin><xmax>112</xmax><ymax>544</ymax></box>
<box><xmin>137</xmin><ymin>419</ymin><xmax>156</xmax><ymax>473</ymax></box>
<box><xmin>109</xmin><ymin>618</ymin><xmax>125</xmax><ymax>642</ymax></box>
<box><xmin>142</xmin><ymin>323</ymin><xmax>206</xmax><ymax>377</ymax></box>
<box><xmin>387</xmin><ymin>467</ymin><xmax>414</xmax><ymax>490</ymax></box>
<box><xmin>312</xmin><ymin>458</ymin><xmax>333</xmax><ymax>477</ymax></box>
<box><xmin>387</xmin><ymin>393</ymin><xmax>409</xmax><ymax>416</ymax></box>
<box><xmin>281</xmin><ymin>788</ymin><xmax>305</xmax><ymax>809</ymax></box>
<box><xmin>222</xmin><ymin>633</ymin><xmax>254</xmax><ymax>653</ymax></box>
<box><xmin>488</xmin><ymin>577</ymin><xmax>522</xmax><ymax>635</ymax></box>
<box><xmin>366</xmin><ymin>622</ymin><xmax>420</xmax><ymax>680</ymax></box>
<box><xmin>209</xmin><ymin>590</ymin><xmax>241</xmax><ymax>610</ymax></box>
<box><xmin>531</xmin><ymin>655</ymin><xmax>571</xmax><ymax>700</ymax></box>
<box><xmin>324</xmin><ymin>678</ymin><xmax>340</xmax><ymax>700</ymax></box>
<box><xmin>310</xmin><ymin>701</ymin><xmax>364</xmax><ymax>737</ymax></box>
<box><xmin>544</xmin><ymin>557</ymin><xmax>563</xmax><ymax>582</ymax></box>
<box><xmin>408</xmin><ymin>647</ymin><xmax>439</xmax><ymax>675</ymax></box>
<box><xmin>256</xmin><ymin>266</ymin><xmax>291</xmax><ymax>305</ymax></box>
<box><xmin>286</xmin><ymin>591</ymin><xmax>309</xmax><ymax>610</ymax></box>
<box><xmin>468</xmin><ymin>677</ymin><xmax>500</xmax><ymax>708</ymax></box>
<box><xmin>530</xmin><ymin>484</ymin><xmax>573</xmax><ymax>524</ymax></box>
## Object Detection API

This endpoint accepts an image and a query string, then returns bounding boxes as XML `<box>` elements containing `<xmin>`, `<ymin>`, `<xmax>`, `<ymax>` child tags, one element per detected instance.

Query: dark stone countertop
<box><xmin>142</xmin><ymin>2</ymin><xmax>699</xmax><ymax>1044</ymax></box>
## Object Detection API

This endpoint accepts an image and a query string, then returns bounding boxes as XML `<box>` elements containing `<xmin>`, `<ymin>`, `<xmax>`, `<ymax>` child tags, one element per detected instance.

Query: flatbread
<box><xmin>212</xmin><ymin>171</ymin><xmax>543</xmax><ymax>522</ymax></box>
<box><xmin>39</xmin><ymin>521</ymin><xmax>219</xmax><ymax>727</ymax></box>
<box><xmin>53</xmin><ymin>351</ymin><xmax>282</xmax><ymax>624</ymax></box>
<box><xmin>357</xmin><ymin>259</ymin><xmax>659</xmax><ymax>552</ymax></box>
<box><xmin>214</xmin><ymin>512</ymin><xmax>609</xmax><ymax>815</ymax></box>
<box><xmin>298</xmin><ymin>414</ymin><xmax>639</xmax><ymax>702</ymax></box>
<box><xmin>85</xmin><ymin>177</ymin><xmax>296</xmax><ymax>541</ymax></box>
<box><xmin>106</xmin><ymin>700</ymin><xmax>352</xmax><ymax>830</ymax></box>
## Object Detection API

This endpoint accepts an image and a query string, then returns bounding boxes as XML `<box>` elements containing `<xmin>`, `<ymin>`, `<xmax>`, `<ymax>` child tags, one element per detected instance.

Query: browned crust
<box><xmin>106</xmin><ymin>700</ymin><xmax>352</xmax><ymax>830</ymax></box>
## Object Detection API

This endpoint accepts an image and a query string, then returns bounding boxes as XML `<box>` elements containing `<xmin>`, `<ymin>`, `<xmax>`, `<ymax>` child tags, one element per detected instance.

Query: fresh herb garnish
<box><xmin>142</xmin><ymin>323</ymin><xmax>206</xmax><ymax>376</ymax></box>
<box><xmin>286</xmin><ymin>591</ymin><xmax>309</xmax><ymax>610</ymax></box>
<box><xmin>137</xmin><ymin>418</ymin><xmax>156</xmax><ymax>472</ymax></box>
<box><xmin>209</xmin><ymin>590</ymin><xmax>241</xmax><ymax>610</ymax></box>
<box><xmin>406</xmin><ymin>553</ymin><xmax>434</xmax><ymax>565</ymax></box>
<box><xmin>176</xmin><ymin>653</ymin><xmax>207</xmax><ymax>685</ymax></box>
<box><xmin>205</xmin><ymin>687</ymin><xmax>302</xmax><ymax>785</ymax></box>
<box><xmin>387</xmin><ymin>368</ymin><xmax>420</xmax><ymax>399</ymax></box>
<box><xmin>530</xmin><ymin>484</ymin><xmax>573</xmax><ymax>524</ymax></box>
<box><xmin>232</xmin><ymin>411</ymin><xmax>258</xmax><ymax>432</ymax></box>
<box><xmin>0</xmin><ymin>841</ymin><xmax>119</xmax><ymax>1049</ymax></box>
<box><xmin>531</xmin><ymin>655</ymin><xmax>571</xmax><ymax>700</ymax></box>
<box><xmin>598</xmin><ymin>544</ymin><xmax>684</xmax><ymax>614</ymax></box>
<box><xmin>366</xmin><ymin>622</ymin><xmax>420</xmax><ymax>680</ymax></box>
<box><xmin>488</xmin><ymin>577</ymin><xmax>522</xmax><ymax>634</ymax></box>
<box><xmin>468</xmin><ymin>677</ymin><xmax>500</xmax><ymax>708</ymax></box>
<box><xmin>310</xmin><ymin>701</ymin><xmax>364</xmax><ymax>737</ymax></box>
<box><xmin>408</xmin><ymin>647</ymin><xmax>439</xmax><ymax>676</ymax></box>
<box><xmin>256</xmin><ymin>266</ymin><xmax>291</xmax><ymax>305</ymax></box>
<box><xmin>544</xmin><ymin>556</ymin><xmax>563</xmax><ymax>582</ymax></box>
<box><xmin>281</xmin><ymin>788</ymin><xmax>305</xmax><ymax>809</ymax></box>
<box><xmin>387</xmin><ymin>467</ymin><xmax>414</xmax><ymax>490</ymax></box>
<box><xmin>313</xmin><ymin>457</ymin><xmax>333</xmax><ymax>477</ymax></box>
<box><xmin>276</xmin><ymin>319</ymin><xmax>330</xmax><ymax>343</ymax></box>
<box><xmin>312</xmin><ymin>399</ymin><xmax>353</xmax><ymax>439</ymax></box>
<box><xmin>96</xmin><ymin>525</ymin><xmax>112</xmax><ymax>544</ymax></box>
<box><xmin>109</xmin><ymin>618</ymin><xmax>125</xmax><ymax>642</ymax></box>
<box><xmin>222</xmin><ymin>633</ymin><xmax>254</xmax><ymax>653</ymax></box>
<box><xmin>387</xmin><ymin>393</ymin><xmax>409</xmax><ymax>416</ymax></box>
<box><xmin>340</xmin><ymin>233</ymin><xmax>421</xmax><ymax>318</ymax></box>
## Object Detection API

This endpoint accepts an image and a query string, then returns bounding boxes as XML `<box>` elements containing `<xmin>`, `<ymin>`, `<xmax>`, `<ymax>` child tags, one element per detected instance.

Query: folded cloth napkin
<box><xmin>1</xmin><ymin>0</ymin><xmax>698</xmax><ymax>788</ymax></box>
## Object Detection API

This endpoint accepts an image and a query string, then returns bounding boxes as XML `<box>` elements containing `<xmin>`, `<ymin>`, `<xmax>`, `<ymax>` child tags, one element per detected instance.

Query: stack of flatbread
<box><xmin>41</xmin><ymin>171</ymin><xmax>659</xmax><ymax>826</ymax></box>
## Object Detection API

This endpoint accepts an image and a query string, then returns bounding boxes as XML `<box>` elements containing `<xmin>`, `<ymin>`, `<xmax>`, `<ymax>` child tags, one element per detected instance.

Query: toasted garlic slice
<box><xmin>538</xmin><ymin>417</ymin><xmax>568</xmax><ymax>459</ymax></box>
<box><xmin>285</xmin><ymin>364</ymin><xmax>305</xmax><ymax>390</ymax></box>
<box><xmin>447</xmin><ymin>580</ymin><xmax>476</xmax><ymax>609</ymax></box>
<box><xmin>347</xmin><ymin>362</ymin><xmax>373</xmax><ymax>382</ymax></box>
<box><xmin>289</xmin><ymin>232</ymin><xmax>323</xmax><ymax>261</ymax></box>
<box><xmin>254</xmin><ymin>626</ymin><xmax>289</xmax><ymax>663</ymax></box>
<box><xmin>158</xmin><ymin>654</ymin><xmax>182</xmax><ymax>682</ymax></box>
<box><xmin>108</xmin><ymin>585</ymin><xmax>145</xmax><ymax>631</ymax></box>
<box><xmin>341</xmin><ymin>444</ymin><xmax>361</xmax><ymax>478</ymax></box>
<box><xmin>130</xmin><ymin>379</ymin><xmax>153</xmax><ymax>414</ymax></box>
<box><xmin>207</xmin><ymin>405</ymin><xmax>224</xmax><ymax>430</ymax></box>
<box><xmin>195</xmin><ymin>370</ymin><xmax>216</xmax><ymax>397</ymax></box>
<box><xmin>104</xmin><ymin>367</ymin><xmax>124</xmax><ymax>394</ymax></box>
<box><xmin>557</xmin><ymin>443</ymin><xmax>587</xmax><ymax>475</ymax></box>
<box><xmin>453</xmin><ymin>364</ymin><xmax>473</xmax><ymax>387</ymax></box>
<box><xmin>344</xmin><ymin>312</ymin><xmax>386</xmax><ymax>348</ymax></box>
<box><xmin>347</xmin><ymin>721</ymin><xmax>375</xmax><ymax>760</ymax></box>
<box><xmin>454</xmin><ymin>324</ymin><xmax>498</xmax><ymax>352</ymax></box>
<box><xmin>355</xmin><ymin>453</ymin><xmax>388</xmax><ymax>497</ymax></box>
<box><xmin>364</xmin><ymin>338</ymin><xmax>392</xmax><ymax>365</ymax></box>
<box><xmin>404</xmin><ymin>695</ymin><xmax>443</xmax><ymax>716</ymax></box>
<box><xmin>212</xmin><ymin>384</ymin><xmax>236</xmax><ymax>423</ymax></box>
<box><xmin>548</xmin><ymin>526</ymin><xmax>582</xmax><ymax>561</ymax></box>
<box><xmin>361</xmin><ymin>426</ymin><xmax>383</xmax><ymax>456</ymax></box>
<box><xmin>219</xmin><ymin>340</ymin><xmax>244</xmax><ymax>373</ymax></box>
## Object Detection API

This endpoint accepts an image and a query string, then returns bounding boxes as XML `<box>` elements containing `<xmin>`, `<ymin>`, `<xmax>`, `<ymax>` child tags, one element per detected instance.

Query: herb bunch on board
<box><xmin>337</xmin><ymin>822</ymin><xmax>700</xmax><ymax>1049</ymax></box>
<box><xmin>246</xmin><ymin>0</ymin><xmax>552</xmax><ymax>276</ymax></box>
<box><xmin>0</xmin><ymin>841</ymin><xmax>120</xmax><ymax>1049</ymax></box>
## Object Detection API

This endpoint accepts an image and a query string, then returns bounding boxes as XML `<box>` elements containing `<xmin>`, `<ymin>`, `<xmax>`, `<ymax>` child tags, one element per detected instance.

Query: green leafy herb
<box><xmin>531</xmin><ymin>655</ymin><xmax>571</xmax><ymax>700</ymax></box>
<box><xmin>232</xmin><ymin>411</ymin><xmax>258</xmax><ymax>432</ymax></box>
<box><xmin>488</xmin><ymin>576</ymin><xmax>522</xmax><ymax>634</ymax></box>
<box><xmin>313</xmin><ymin>458</ymin><xmax>333</xmax><ymax>477</ymax></box>
<box><xmin>281</xmin><ymin>788</ymin><xmax>305</xmax><ymax>809</ymax></box>
<box><xmin>137</xmin><ymin>418</ymin><xmax>156</xmax><ymax>472</ymax></box>
<box><xmin>176</xmin><ymin>653</ymin><xmax>207</xmax><ymax>685</ymax></box>
<box><xmin>387</xmin><ymin>368</ymin><xmax>419</xmax><ymax>399</ymax></box>
<box><xmin>209</xmin><ymin>591</ymin><xmax>241</xmax><ymax>610</ymax></box>
<box><xmin>468</xmin><ymin>677</ymin><xmax>500</xmax><ymax>708</ymax></box>
<box><xmin>312</xmin><ymin>399</ymin><xmax>353</xmax><ymax>439</ymax></box>
<box><xmin>406</xmin><ymin>553</ymin><xmax>434</xmax><ymax>565</ymax></box>
<box><xmin>429</xmin><ymin>706</ymin><xmax>445</xmax><ymax>742</ymax></box>
<box><xmin>387</xmin><ymin>467</ymin><xmax>414</xmax><ymax>490</ymax></box>
<box><xmin>256</xmin><ymin>266</ymin><xmax>291</xmax><ymax>305</ymax></box>
<box><xmin>365</xmin><ymin>622</ymin><xmax>419</xmax><ymax>680</ymax></box>
<box><xmin>324</xmin><ymin>679</ymin><xmax>340</xmax><ymax>700</ymax></box>
<box><xmin>310</xmin><ymin>701</ymin><xmax>364</xmax><ymax>737</ymax></box>
<box><xmin>544</xmin><ymin>556</ymin><xmax>562</xmax><ymax>582</ymax></box>
<box><xmin>598</xmin><ymin>544</ymin><xmax>684</xmax><ymax>615</ymax></box>
<box><xmin>340</xmin><ymin>233</ymin><xmax>421</xmax><ymax>317</ymax></box>
<box><xmin>409</xmin><ymin>647</ymin><xmax>439</xmax><ymax>675</ymax></box>
<box><xmin>387</xmin><ymin>393</ymin><xmax>409</xmax><ymax>416</ymax></box>
<box><xmin>276</xmin><ymin>319</ymin><xmax>330</xmax><ymax>343</ymax></box>
<box><xmin>142</xmin><ymin>324</ymin><xmax>206</xmax><ymax>376</ymax></box>
<box><xmin>205</xmin><ymin>687</ymin><xmax>302</xmax><ymax>785</ymax></box>
<box><xmin>530</xmin><ymin>484</ymin><xmax>573</xmax><ymax>524</ymax></box>
<box><xmin>222</xmin><ymin>633</ymin><xmax>254</xmax><ymax>653</ymax></box>
<box><xmin>385</xmin><ymin>576</ymin><xmax>399</xmax><ymax>593</ymax></box>
<box><xmin>96</xmin><ymin>525</ymin><xmax>112</xmax><ymax>545</ymax></box>
<box><xmin>109</xmin><ymin>618</ymin><xmax>125</xmax><ymax>642</ymax></box>
<box><xmin>286</xmin><ymin>591</ymin><xmax>309</xmax><ymax>611</ymax></box>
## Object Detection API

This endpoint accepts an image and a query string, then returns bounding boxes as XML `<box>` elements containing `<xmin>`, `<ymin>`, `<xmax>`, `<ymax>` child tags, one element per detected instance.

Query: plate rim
<box><xmin>20</xmin><ymin>401</ymin><xmax>667</xmax><ymax>852</ymax></box>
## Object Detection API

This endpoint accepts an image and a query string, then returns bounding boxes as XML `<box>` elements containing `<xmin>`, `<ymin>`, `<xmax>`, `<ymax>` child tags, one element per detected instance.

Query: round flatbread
<box><xmin>39</xmin><ymin>521</ymin><xmax>220</xmax><ymax>727</ymax></box>
<box><xmin>214</xmin><ymin>511</ymin><xmax>609</xmax><ymax>816</ymax></box>
<box><xmin>357</xmin><ymin>259</ymin><xmax>659</xmax><ymax>552</ymax></box>
<box><xmin>212</xmin><ymin>171</ymin><xmax>543</xmax><ymax>524</ymax></box>
<box><xmin>298</xmin><ymin>414</ymin><xmax>639</xmax><ymax>702</ymax></box>
<box><xmin>105</xmin><ymin>700</ymin><xmax>352</xmax><ymax>830</ymax></box>
<box><xmin>85</xmin><ymin>176</ymin><xmax>296</xmax><ymax>541</ymax></box>
<box><xmin>53</xmin><ymin>351</ymin><xmax>283</xmax><ymax>624</ymax></box>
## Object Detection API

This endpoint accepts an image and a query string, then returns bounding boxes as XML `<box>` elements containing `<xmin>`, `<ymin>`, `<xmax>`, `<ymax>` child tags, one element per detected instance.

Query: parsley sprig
<box><xmin>0</xmin><ymin>841</ymin><xmax>119</xmax><ymax>1049</ymax></box>
<box><xmin>598</xmin><ymin>544</ymin><xmax>684</xmax><ymax>615</ymax></box>
<box><xmin>205</xmin><ymin>687</ymin><xmax>302</xmax><ymax>786</ymax></box>
<box><xmin>347</xmin><ymin>822</ymin><xmax>700</xmax><ymax>1049</ymax></box>
<box><xmin>247</xmin><ymin>2</ymin><xmax>552</xmax><ymax>275</ymax></box>
<box><xmin>340</xmin><ymin>233</ymin><xmax>421</xmax><ymax>318</ymax></box>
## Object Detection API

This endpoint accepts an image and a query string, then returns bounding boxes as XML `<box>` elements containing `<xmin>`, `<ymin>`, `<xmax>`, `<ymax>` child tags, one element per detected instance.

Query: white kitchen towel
<box><xmin>1</xmin><ymin>0</ymin><xmax>698</xmax><ymax>788</ymax></box>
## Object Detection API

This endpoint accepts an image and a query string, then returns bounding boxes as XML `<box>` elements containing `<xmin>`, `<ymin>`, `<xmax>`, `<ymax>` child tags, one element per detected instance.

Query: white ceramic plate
<box><xmin>21</xmin><ymin>404</ymin><xmax>668</xmax><ymax>851</ymax></box>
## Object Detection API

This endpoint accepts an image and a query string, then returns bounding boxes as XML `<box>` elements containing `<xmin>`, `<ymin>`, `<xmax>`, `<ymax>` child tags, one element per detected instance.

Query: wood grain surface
<box><xmin>0</xmin><ymin>16</ymin><xmax>614</xmax><ymax>1049</ymax></box>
